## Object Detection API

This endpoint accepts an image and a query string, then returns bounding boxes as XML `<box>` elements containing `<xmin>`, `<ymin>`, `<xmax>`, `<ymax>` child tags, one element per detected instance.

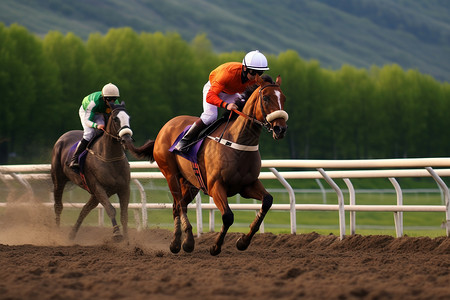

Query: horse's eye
<box><xmin>263</xmin><ymin>95</ymin><xmax>270</xmax><ymax>102</ymax></box>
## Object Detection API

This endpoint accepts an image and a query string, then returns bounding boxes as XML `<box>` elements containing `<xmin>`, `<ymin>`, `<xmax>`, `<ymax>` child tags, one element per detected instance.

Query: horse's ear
<box><xmin>276</xmin><ymin>75</ymin><xmax>282</xmax><ymax>86</ymax></box>
<box><xmin>120</xmin><ymin>101</ymin><xmax>125</xmax><ymax>107</ymax></box>
<box><xmin>256</xmin><ymin>74</ymin><xmax>265</xmax><ymax>85</ymax></box>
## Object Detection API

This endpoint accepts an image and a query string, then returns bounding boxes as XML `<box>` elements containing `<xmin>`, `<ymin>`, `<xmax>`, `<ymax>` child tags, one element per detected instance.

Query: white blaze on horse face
<box><xmin>265</xmin><ymin>90</ymin><xmax>288</xmax><ymax>122</ymax></box>
<box><xmin>117</xmin><ymin>111</ymin><xmax>130</xmax><ymax>127</ymax></box>
<box><xmin>117</xmin><ymin>111</ymin><xmax>133</xmax><ymax>137</ymax></box>
<box><xmin>275</xmin><ymin>90</ymin><xmax>282</xmax><ymax>109</ymax></box>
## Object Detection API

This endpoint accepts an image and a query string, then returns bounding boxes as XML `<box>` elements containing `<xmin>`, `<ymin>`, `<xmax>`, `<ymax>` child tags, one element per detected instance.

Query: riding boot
<box><xmin>174</xmin><ymin>119</ymin><xmax>207</xmax><ymax>152</ymax></box>
<box><xmin>69</xmin><ymin>139</ymin><xmax>89</xmax><ymax>169</ymax></box>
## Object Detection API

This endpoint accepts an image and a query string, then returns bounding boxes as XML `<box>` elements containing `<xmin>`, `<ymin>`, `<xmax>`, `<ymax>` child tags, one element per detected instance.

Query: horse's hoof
<box><xmin>170</xmin><ymin>242</ymin><xmax>181</xmax><ymax>254</ymax></box>
<box><xmin>68</xmin><ymin>231</ymin><xmax>76</xmax><ymax>241</ymax></box>
<box><xmin>113</xmin><ymin>234</ymin><xmax>124</xmax><ymax>243</ymax></box>
<box><xmin>210</xmin><ymin>244</ymin><xmax>221</xmax><ymax>256</ymax></box>
<box><xmin>182</xmin><ymin>233</ymin><xmax>195</xmax><ymax>253</ymax></box>
<box><xmin>182</xmin><ymin>241</ymin><xmax>195</xmax><ymax>253</ymax></box>
<box><xmin>236</xmin><ymin>234</ymin><xmax>249</xmax><ymax>251</ymax></box>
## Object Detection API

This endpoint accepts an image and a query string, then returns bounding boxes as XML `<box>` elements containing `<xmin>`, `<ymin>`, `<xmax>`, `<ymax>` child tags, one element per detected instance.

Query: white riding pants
<box><xmin>79</xmin><ymin>105</ymin><xmax>105</xmax><ymax>141</ymax></box>
<box><xmin>200</xmin><ymin>81</ymin><xmax>241</xmax><ymax>125</ymax></box>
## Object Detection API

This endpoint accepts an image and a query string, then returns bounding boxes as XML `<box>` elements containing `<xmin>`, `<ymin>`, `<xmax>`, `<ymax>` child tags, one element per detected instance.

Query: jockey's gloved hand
<box><xmin>234</xmin><ymin>96</ymin><xmax>246</xmax><ymax>111</ymax></box>
<box><xmin>226</xmin><ymin>103</ymin><xmax>238</xmax><ymax>111</ymax></box>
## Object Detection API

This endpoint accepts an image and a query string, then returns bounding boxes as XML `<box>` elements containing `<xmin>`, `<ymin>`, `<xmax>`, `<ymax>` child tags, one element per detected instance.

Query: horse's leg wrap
<box><xmin>170</xmin><ymin>216</ymin><xmax>182</xmax><ymax>254</ymax></box>
<box><xmin>181</xmin><ymin>213</ymin><xmax>195</xmax><ymax>253</ymax></box>
<box><xmin>236</xmin><ymin>194</ymin><xmax>273</xmax><ymax>251</ymax></box>
<box><xmin>112</xmin><ymin>225</ymin><xmax>121</xmax><ymax>235</ymax></box>
<box><xmin>210</xmin><ymin>211</ymin><xmax>234</xmax><ymax>256</ymax></box>
<box><xmin>112</xmin><ymin>222</ymin><xmax>123</xmax><ymax>243</ymax></box>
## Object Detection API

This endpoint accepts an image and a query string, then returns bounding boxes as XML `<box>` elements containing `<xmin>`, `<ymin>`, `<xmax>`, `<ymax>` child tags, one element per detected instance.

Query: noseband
<box><xmin>102</xmin><ymin>108</ymin><xmax>132</xmax><ymax>142</ymax></box>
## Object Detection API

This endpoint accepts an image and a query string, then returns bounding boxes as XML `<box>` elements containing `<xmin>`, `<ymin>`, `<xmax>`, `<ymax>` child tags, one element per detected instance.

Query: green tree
<box><xmin>2</xmin><ymin>24</ymin><xmax>450</xmax><ymax>163</ymax></box>
<box><xmin>333</xmin><ymin>65</ymin><xmax>374</xmax><ymax>158</ymax></box>
<box><xmin>0</xmin><ymin>24</ymin><xmax>59</xmax><ymax>163</ymax></box>
<box><xmin>43</xmin><ymin>31</ymin><xmax>99</xmax><ymax>137</ymax></box>
<box><xmin>269</xmin><ymin>50</ymin><xmax>307</xmax><ymax>158</ymax></box>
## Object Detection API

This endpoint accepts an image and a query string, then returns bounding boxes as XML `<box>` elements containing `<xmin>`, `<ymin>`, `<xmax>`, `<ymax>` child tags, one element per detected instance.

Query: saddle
<box><xmin>67</xmin><ymin>131</ymin><xmax>104</xmax><ymax>172</ymax></box>
<box><xmin>169</xmin><ymin>114</ymin><xmax>233</xmax><ymax>194</ymax></box>
<box><xmin>169</xmin><ymin>114</ymin><xmax>230</xmax><ymax>163</ymax></box>
<box><xmin>66</xmin><ymin>131</ymin><xmax>104</xmax><ymax>192</ymax></box>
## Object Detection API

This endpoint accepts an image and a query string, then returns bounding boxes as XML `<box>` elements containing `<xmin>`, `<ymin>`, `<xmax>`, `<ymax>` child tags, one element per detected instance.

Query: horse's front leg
<box><xmin>70</xmin><ymin>195</ymin><xmax>99</xmax><ymax>240</ymax></box>
<box><xmin>236</xmin><ymin>180</ymin><xmax>273</xmax><ymax>251</ymax></box>
<box><xmin>95</xmin><ymin>190</ymin><xmax>123</xmax><ymax>242</ymax></box>
<box><xmin>209</xmin><ymin>184</ymin><xmax>234</xmax><ymax>256</ymax></box>
<box><xmin>117</xmin><ymin>187</ymin><xmax>130</xmax><ymax>240</ymax></box>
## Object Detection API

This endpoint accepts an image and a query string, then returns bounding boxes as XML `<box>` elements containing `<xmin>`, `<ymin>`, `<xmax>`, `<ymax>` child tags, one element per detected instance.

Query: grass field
<box><xmin>4</xmin><ymin>178</ymin><xmax>445</xmax><ymax>238</ymax></box>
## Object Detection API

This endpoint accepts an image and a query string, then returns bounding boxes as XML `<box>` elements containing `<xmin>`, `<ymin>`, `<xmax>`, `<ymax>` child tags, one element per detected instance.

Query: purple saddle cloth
<box><xmin>169</xmin><ymin>125</ymin><xmax>205</xmax><ymax>164</ymax></box>
<box><xmin>67</xmin><ymin>142</ymin><xmax>88</xmax><ymax>173</ymax></box>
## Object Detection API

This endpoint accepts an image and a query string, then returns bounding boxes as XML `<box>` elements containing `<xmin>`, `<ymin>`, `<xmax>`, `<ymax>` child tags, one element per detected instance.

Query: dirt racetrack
<box><xmin>1</xmin><ymin>220</ymin><xmax>449</xmax><ymax>300</ymax></box>
<box><xmin>0</xmin><ymin>201</ymin><xmax>448</xmax><ymax>300</ymax></box>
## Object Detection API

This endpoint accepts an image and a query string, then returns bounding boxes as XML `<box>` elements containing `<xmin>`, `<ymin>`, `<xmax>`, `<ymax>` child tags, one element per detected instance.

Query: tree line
<box><xmin>1</xmin><ymin>23</ymin><xmax>449</xmax><ymax>164</ymax></box>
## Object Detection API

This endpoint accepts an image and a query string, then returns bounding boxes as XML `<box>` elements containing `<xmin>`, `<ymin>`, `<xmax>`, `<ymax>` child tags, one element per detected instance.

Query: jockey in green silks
<box><xmin>69</xmin><ymin>83</ymin><xmax>121</xmax><ymax>169</ymax></box>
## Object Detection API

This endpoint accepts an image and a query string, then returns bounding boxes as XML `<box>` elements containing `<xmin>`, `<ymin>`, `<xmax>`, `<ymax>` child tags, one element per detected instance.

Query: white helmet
<box><xmin>102</xmin><ymin>83</ymin><xmax>120</xmax><ymax>98</ymax></box>
<box><xmin>242</xmin><ymin>50</ymin><xmax>269</xmax><ymax>71</ymax></box>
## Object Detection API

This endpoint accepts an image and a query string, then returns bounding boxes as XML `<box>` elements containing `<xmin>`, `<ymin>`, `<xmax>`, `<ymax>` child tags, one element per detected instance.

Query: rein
<box><xmin>232</xmin><ymin>83</ymin><xmax>281</xmax><ymax>132</ymax></box>
<box><xmin>87</xmin><ymin>148</ymin><xmax>126</xmax><ymax>162</ymax></box>
<box><xmin>87</xmin><ymin>108</ymin><xmax>128</xmax><ymax>162</ymax></box>
<box><xmin>100</xmin><ymin>107</ymin><xmax>127</xmax><ymax>142</ymax></box>
<box><xmin>101</xmin><ymin>128</ymin><xmax>122</xmax><ymax>142</ymax></box>
<box><xmin>231</xmin><ymin>109</ymin><xmax>265</xmax><ymax>128</ymax></box>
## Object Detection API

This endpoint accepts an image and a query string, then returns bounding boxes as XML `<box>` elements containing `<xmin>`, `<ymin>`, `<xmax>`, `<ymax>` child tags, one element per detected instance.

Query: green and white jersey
<box><xmin>81</xmin><ymin>91</ymin><xmax>119</xmax><ymax>128</ymax></box>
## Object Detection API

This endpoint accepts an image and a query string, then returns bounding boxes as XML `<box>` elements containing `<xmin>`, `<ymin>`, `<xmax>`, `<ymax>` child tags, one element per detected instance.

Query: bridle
<box><xmin>101</xmin><ymin>107</ymin><xmax>132</xmax><ymax>143</ymax></box>
<box><xmin>232</xmin><ymin>83</ymin><xmax>288</xmax><ymax>132</ymax></box>
<box><xmin>87</xmin><ymin>106</ymin><xmax>132</xmax><ymax>162</ymax></box>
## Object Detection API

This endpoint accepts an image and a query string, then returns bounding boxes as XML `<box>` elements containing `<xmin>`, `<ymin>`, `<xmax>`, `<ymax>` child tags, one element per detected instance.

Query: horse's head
<box><xmin>247</xmin><ymin>75</ymin><xmax>288</xmax><ymax>140</ymax></box>
<box><xmin>106</xmin><ymin>102</ymin><xmax>133</xmax><ymax>143</ymax></box>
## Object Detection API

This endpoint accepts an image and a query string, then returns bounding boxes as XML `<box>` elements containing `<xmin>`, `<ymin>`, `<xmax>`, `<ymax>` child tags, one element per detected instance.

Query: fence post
<box><xmin>133</xmin><ymin>179</ymin><xmax>147</xmax><ymax>230</ymax></box>
<box><xmin>426</xmin><ymin>167</ymin><xmax>450</xmax><ymax>236</ymax></box>
<box><xmin>209</xmin><ymin>196</ymin><xmax>215</xmax><ymax>232</ymax></box>
<box><xmin>388</xmin><ymin>178</ymin><xmax>403</xmax><ymax>237</ymax></box>
<box><xmin>317</xmin><ymin>168</ymin><xmax>345</xmax><ymax>240</ymax></box>
<box><xmin>9</xmin><ymin>173</ymin><xmax>34</xmax><ymax>197</ymax></box>
<box><xmin>315</xmin><ymin>178</ymin><xmax>327</xmax><ymax>204</ymax></box>
<box><xmin>269</xmin><ymin>167</ymin><xmax>296</xmax><ymax>234</ymax></box>
<box><xmin>343</xmin><ymin>179</ymin><xmax>355</xmax><ymax>235</ymax></box>
<box><xmin>196</xmin><ymin>193</ymin><xmax>203</xmax><ymax>237</ymax></box>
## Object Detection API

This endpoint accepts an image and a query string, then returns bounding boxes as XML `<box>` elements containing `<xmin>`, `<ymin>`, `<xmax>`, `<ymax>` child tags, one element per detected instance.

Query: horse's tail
<box><xmin>125</xmin><ymin>139</ymin><xmax>156</xmax><ymax>162</ymax></box>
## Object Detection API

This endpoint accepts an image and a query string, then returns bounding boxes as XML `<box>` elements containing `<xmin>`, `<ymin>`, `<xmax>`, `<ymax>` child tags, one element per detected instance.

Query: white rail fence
<box><xmin>1</xmin><ymin>158</ymin><xmax>449</xmax><ymax>240</ymax></box>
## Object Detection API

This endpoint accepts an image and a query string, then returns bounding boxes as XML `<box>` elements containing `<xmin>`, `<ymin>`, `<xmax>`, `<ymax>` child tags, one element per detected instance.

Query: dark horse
<box><xmin>51</xmin><ymin>102</ymin><xmax>134</xmax><ymax>241</ymax></box>
<box><xmin>130</xmin><ymin>75</ymin><xmax>288</xmax><ymax>255</ymax></box>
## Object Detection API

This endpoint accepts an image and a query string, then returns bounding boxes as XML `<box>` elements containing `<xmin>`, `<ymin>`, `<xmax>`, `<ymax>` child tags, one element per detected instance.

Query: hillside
<box><xmin>1</xmin><ymin>0</ymin><xmax>449</xmax><ymax>81</ymax></box>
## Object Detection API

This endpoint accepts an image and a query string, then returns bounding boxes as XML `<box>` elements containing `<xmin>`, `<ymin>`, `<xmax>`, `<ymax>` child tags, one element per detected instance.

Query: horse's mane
<box><xmin>241</xmin><ymin>75</ymin><xmax>274</xmax><ymax>101</ymax></box>
<box><xmin>111</xmin><ymin>101</ymin><xmax>126</xmax><ymax>111</ymax></box>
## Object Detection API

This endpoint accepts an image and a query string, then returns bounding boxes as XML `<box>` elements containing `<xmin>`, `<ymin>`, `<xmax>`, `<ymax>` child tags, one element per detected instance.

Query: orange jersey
<box><xmin>206</xmin><ymin>62</ymin><xmax>257</xmax><ymax>107</ymax></box>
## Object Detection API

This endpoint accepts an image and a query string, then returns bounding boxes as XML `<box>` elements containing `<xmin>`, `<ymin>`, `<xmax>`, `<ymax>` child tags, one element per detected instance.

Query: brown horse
<box><xmin>130</xmin><ymin>75</ymin><xmax>288</xmax><ymax>255</ymax></box>
<box><xmin>51</xmin><ymin>102</ymin><xmax>134</xmax><ymax>241</ymax></box>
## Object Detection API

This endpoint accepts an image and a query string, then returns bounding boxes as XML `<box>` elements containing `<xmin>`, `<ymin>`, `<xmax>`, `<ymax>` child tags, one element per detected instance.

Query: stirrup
<box><xmin>174</xmin><ymin>141</ymin><xmax>189</xmax><ymax>152</ymax></box>
<box><xmin>69</xmin><ymin>158</ymin><xmax>79</xmax><ymax>169</ymax></box>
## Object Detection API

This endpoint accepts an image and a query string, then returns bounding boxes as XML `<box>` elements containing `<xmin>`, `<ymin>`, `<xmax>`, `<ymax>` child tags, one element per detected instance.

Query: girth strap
<box><xmin>192</xmin><ymin>162</ymin><xmax>208</xmax><ymax>194</ymax></box>
<box><xmin>207</xmin><ymin>136</ymin><xmax>259</xmax><ymax>151</ymax></box>
<box><xmin>79</xmin><ymin>173</ymin><xmax>92</xmax><ymax>193</ymax></box>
